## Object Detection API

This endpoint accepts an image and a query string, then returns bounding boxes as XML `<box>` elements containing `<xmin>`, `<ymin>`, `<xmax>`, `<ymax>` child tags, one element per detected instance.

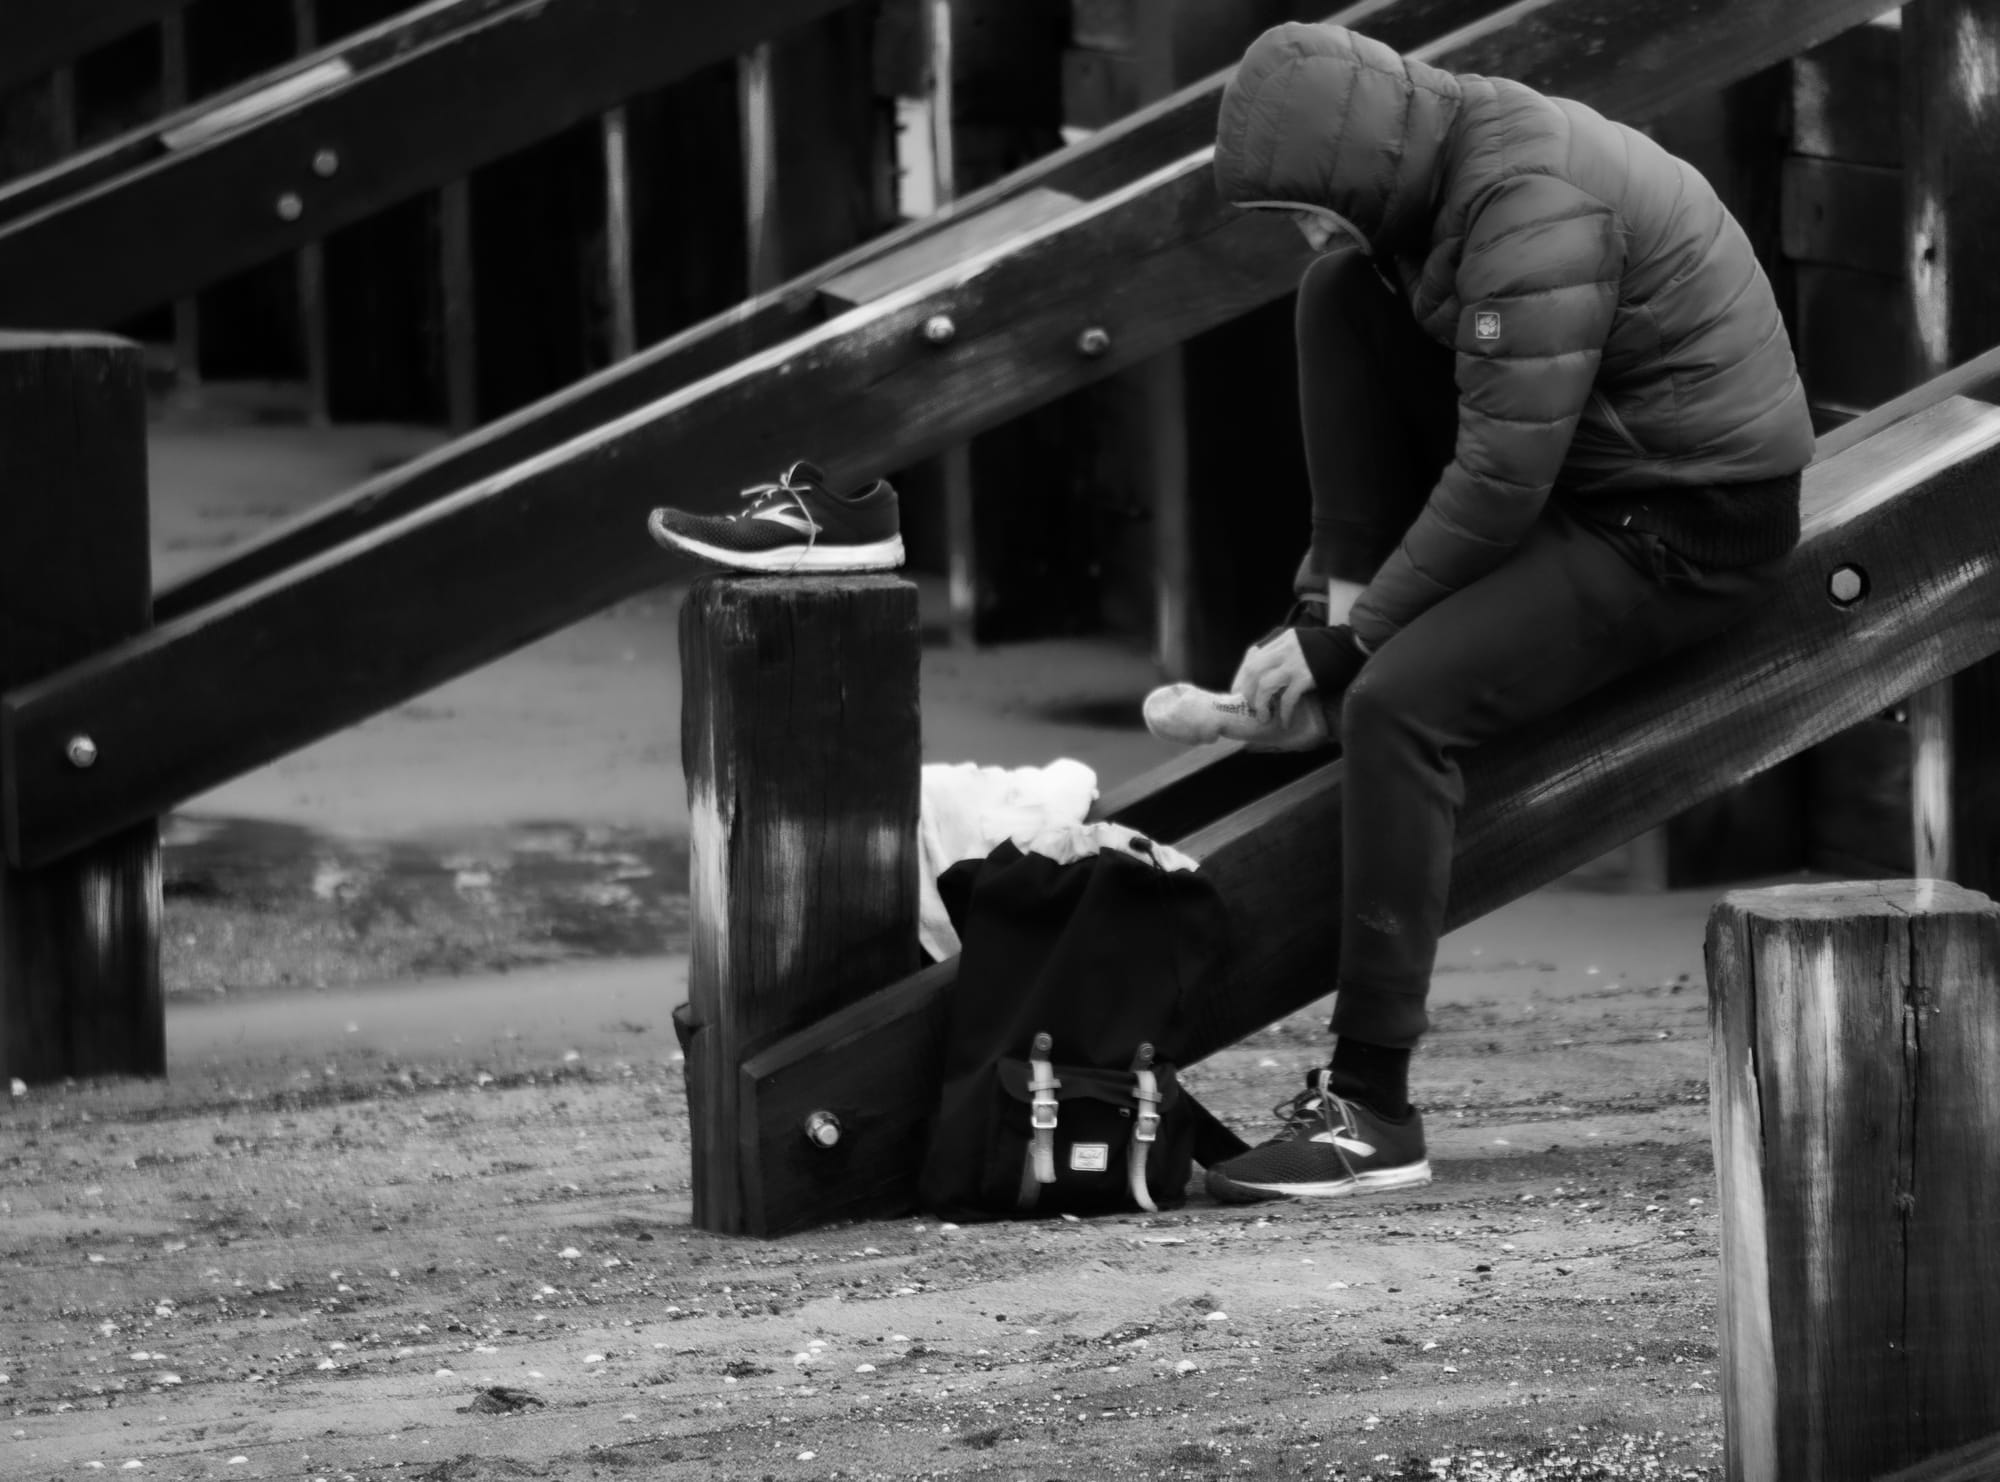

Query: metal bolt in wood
<box><xmin>1828</xmin><ymin>564</ymin><xmax>1868</xmax><ymax>606</ymax></box>
<box><xmin>921</xmin><ymin>314</ymin><xmax>956</xmax><ymax>345</ymax></box>
<box><xmin>275</xmin><ymin>192</ymin><xmax>304</xmax><ymax>221</ymax></box>
<box><xmin>1076</xmin><ymin>326</ymin><xmax>1112</xmax><ymax>357</ymax></box>
<box><xmin>65</xmin><ymin>735</ymin><xmax>98</xmax><ymax>769</ymax></box>
<box><xmin>312</xmin><ymin>149</ymin><xmax>340</xmax><ymax>178</ymax></box>
<box><xmin>803</xmin><ymin>1110</ymin><xmax>842</xmax><ymax>1148</ymax></box>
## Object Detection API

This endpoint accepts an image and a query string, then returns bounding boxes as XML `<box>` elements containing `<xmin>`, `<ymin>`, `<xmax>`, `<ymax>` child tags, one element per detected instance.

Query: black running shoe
<box><xmin>1205</xmin><ymin>1069</ymin><xmax>1430</xmax><ymax>1203</ymax></box>
<box><xmin>648</xmin><ymin>460</ymin><xmax>904</xmax><ymax>572</ymax></box>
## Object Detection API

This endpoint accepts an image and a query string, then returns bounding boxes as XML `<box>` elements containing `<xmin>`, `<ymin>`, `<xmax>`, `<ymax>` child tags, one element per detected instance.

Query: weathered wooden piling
<box><xmin>0</xmin><ymin>333</ymin><xmax>161</xmax><ymax>1084</ymax></box>
<box><xmin>678</xmin><ymin>574</ymin><xmax>921</xmax><ymax>1234</ymax></box>
<box><xmin>1707</xmin><ymin>881</ymin><xmax>2000</xmax><ymax>1482</ymax></box>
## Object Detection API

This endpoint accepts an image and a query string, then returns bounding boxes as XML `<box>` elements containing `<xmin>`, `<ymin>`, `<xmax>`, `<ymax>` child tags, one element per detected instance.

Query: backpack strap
<box><xmin>1127</xmin><ymin>1044</ymin><xmax>1162</xmax><ymax>1214</ymax></box>
<box><xmin>1027</xmin><ymin>1032</ymin><xmax>1061</xmax><ymax>1187</ymax></box>
<box><xmin>1182</xmin><ymin>1090</ymin><xmax>1250</xmax><ymax>1167</ymax></box>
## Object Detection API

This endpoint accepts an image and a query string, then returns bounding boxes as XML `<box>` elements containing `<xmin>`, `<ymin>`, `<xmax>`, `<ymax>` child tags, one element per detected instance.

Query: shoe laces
<box><xmin>731</xmin><ymin>463</ymin><xmax>821</xmax><ymax>565</ymax></box>
<box><xmin>1268</xmin><ymin>1069</ymin><xmax>1346</xmax><ymax>1139</ymax></box>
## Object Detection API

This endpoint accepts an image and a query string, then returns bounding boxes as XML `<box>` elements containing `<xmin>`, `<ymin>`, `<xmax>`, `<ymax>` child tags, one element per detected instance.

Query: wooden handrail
<box><xmin>0</xmin><ymin>0</ymin><xmax>856</xmax><ymax>331</ymax></box>
<box><xmin>0</xmin><ymin>0</ymin><xmax>1910</xmax><ymax>869</ymax></box>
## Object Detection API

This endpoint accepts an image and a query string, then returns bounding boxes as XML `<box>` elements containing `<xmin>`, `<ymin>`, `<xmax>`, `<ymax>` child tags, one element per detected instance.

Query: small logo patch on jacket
<box><xmin>1474</xmin><ymin>311</ymin><xmax>1502</xmax><ymax>341</ymax></box>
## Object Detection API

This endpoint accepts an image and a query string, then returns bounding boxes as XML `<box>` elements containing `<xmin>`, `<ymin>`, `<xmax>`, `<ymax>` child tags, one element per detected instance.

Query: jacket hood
<box><xmin>1214</xmin><ymin>24</ymin><xmax>1462</xmax><ymax>255</ymax></box>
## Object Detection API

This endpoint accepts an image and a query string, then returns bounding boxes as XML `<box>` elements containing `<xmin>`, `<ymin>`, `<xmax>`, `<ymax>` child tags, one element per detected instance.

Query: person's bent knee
<box><xmin>1339</xmin><ymin>663</ymin><xmax>1412</xmax><ymax>745</ymax></box>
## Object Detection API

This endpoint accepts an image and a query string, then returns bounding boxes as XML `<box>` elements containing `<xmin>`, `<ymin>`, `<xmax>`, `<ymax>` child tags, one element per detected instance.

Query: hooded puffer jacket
<box><xmin>1214</xmin><ymin>23</ymin><xmax>1814</xmax><ymax>646</ymax></box>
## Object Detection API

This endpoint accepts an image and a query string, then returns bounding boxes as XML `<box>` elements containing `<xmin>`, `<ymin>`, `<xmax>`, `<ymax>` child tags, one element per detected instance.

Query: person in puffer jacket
<box><xmin>1198</xmin><ymin>23</ymin><xmax>1814</xmax><ymax>1205</ymax></box>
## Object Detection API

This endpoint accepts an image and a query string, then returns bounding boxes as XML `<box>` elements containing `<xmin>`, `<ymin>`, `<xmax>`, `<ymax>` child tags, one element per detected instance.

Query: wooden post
<box><xmin>1707</xmin><ymin>881</ymin><xmax>2000</xmax><ymax>1482</ymax></box>
<box><xmin>0</xmin><ymin>335</ymin><xmax>161</xmax><ymax>1084</ymax></box>
<box><xmin>439</xmin><ymin>179</ymin><xmax>477</xmax><ymax>432</ymax></box>
<box><xmin>737</xmin><ymin>42</ymin><xmax>782</xmax><ymax>296</ymax></box>
<box><xmin>159</xmin><ymin>11</ymin><xmax>202</xmax><ymax>398</ymax></box>
<box><xmin>679</xmin><ymin>575</ymin><xmax>921</xmax><ymax>1235</ymax></box>
<box><xmin>1903</xmin><ymin>0</ymin><xmax>2000</xmax><ymax>894</ymax></box>
<box><xmin>291</xmin><ymin>0</ymin><xmax>331</xmax><ymax>424</ymax></box>
<box><xmin>600</xmin><ymin>105</ymin><xmax>638</xmax><ymax>364</ymax></box>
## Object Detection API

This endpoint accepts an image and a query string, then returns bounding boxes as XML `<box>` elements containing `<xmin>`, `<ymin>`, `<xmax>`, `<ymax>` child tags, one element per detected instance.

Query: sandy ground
<box><xmin>2</xmin><ymin>402</ymin><xmax>1778</xmax><ymax>1479</ymax></box>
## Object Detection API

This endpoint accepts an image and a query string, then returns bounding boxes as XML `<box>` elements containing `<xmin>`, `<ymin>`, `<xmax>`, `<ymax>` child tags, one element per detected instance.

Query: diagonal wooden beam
<box><xmin>152</xmin><ymin>0</ymin><xmax>1515</xmax><ymax>619</ymax></box>
<box><xmin>0</xmin><ymin>1</ymin><xmax>193</xmax><ymax>95</ymax></box>
<box><xmin>0</xmin><ymin>0</ymin><xmax>856</xmax><ymax>331</ymax></box>
<box><xmin>0</xmin><ymin>0</ymin><xmax>1912</xmax><ymax>868</ymax></box>
<box><xmin>737</xmin><ymin>395</ymin><xmax>2000</xmax><ymax>1235</ymax></box>
<box><xmin>150</xmin><ymin>0</ymin><xmax>1894</xmax><ymax>620</ymax></box>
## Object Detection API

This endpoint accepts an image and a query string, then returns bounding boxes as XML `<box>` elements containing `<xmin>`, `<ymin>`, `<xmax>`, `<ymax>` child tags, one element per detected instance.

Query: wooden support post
<box><xmin>1707</xmin><ymin>882</ymin><xmax>2000</xmax><ymax>1482</ymax></box>
<box><xmin>291</xmin><ymin>0</ymin><xmax>331</xmax><ymax>424</ymax></box>
<box><xmin>439</xmin><ymin>179</ymin><xmax>477</xmax><ymax>432</ymax></box>
<box><xmin>0</xmin><ymin>335</ymin><xmax>161</xmax><ymax>1085</ymax></box>
<box><xmin>737</xmin><ymin>42</ymin><xmax>782</xmax><ymax>297</ymax></box>
<box><xmin>159</xmin><ymin>10</ymin><xmax>201</xmax><ymax>397</ymax></box>
<box><xmin>1903</xmin><ymin>0</ymin><xmax>2000</xmax><ymax>895</ymax></box>
<box><xmin>600</xmin><ymin>105</ymin><xmax>637</xmax><ymax>364</ymax></box>
<box><xmin>922</xmin><ymin>0</ymin><xmax>979</xmax><ymax>649</ymax></box>
<box><xmin>679</xmin><ymin>575</ymin><xmax>922</xmax><ymax>1235</ymax></box>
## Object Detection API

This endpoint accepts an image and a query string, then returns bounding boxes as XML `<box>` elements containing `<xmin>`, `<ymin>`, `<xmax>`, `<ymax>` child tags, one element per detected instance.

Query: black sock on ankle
<box><xmin>1325</xmin><ymin>1038</ymin><xmax>1411</xmax><ymax>1119</ymax></box>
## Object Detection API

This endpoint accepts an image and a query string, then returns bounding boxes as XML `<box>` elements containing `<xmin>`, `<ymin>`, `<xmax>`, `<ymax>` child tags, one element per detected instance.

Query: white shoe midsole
<box><xmin>1230</xmin><ymin>1160</ymin><xmax>1432</xmax><ymax>1197</ymax></box>
<box><xmin>655</xmin><ymin>525</ymin><xmax>905</xmax><ymax>573</ymax></box>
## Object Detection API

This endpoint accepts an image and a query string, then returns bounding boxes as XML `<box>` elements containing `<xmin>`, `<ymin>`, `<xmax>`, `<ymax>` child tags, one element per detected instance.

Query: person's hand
<box><xmin>1233</xmin><ymin>630</ymin><xmax>1318</xmax><ymax>726</ymax></box>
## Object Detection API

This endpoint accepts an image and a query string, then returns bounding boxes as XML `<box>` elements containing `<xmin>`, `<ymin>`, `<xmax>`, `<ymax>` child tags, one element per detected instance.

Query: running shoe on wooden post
<box><xmin>648</xmin><ymin>460</ymin><xmax>904</xmax><ymax>573</ymax></box>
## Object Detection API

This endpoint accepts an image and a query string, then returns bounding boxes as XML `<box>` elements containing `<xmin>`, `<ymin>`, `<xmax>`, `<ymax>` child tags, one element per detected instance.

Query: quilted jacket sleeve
<box><xmin>1349</xmin><ymin>173</ymin><xmax>1622</xmax><ymax>649</ymax></box>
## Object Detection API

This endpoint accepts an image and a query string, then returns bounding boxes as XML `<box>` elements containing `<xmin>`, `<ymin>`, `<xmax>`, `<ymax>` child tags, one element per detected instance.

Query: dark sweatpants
<box><xmin>1295</xmin><ymin>249</ymin><xmax>1790</xmax><ymax>1051</ymax></box>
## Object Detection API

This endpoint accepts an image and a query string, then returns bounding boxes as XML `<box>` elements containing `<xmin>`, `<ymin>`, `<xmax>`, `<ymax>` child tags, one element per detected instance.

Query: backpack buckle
<box><xmin>1028</xmin><ymin>1033</ymin><xmax>1060</xmax><ymax>1180</ymax></box>
<box><xmin>1131</xmin><ymin>1044</ymin><xmax>1161</xmax><ymax>1143</ymax></box>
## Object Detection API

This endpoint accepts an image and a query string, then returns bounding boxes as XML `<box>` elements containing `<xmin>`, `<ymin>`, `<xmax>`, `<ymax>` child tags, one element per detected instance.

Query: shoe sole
<box><xmin>1207</xmin><ymin>1159</ymin><xmax>1432</xmax><ymax>1203</ymax></box>
<box><xmin>650</xmin><ymin>516</ymin><xmax>904</xmax><ymax>573</ymax></box>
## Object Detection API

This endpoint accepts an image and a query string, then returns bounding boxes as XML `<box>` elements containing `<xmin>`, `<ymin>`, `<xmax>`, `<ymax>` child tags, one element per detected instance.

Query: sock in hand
<box><xmin>1325</xmin><ymin>1038</ymin><xmax>1411</xmax><ymax>1120</ymax></box>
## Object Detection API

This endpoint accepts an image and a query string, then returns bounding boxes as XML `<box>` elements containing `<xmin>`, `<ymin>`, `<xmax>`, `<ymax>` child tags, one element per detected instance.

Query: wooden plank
<box><xmin>1903</xmin><ymin>0</ymin><xmax>2000</xmax><ymax>899</ymax></box>
<box><xmin>291</xmin><ymin>0</ymin><xmax>331</xmax><ymax>425</ymax></box>
<box><xmin>679</xmin><ymin>576</ymin><xmax>921</xmax><ymax>1235</ymax></box>
<box><xmin>600</xmin><ymin>106</ymin><xmax>638</xmax><ymax>364</ymax></box>
<box><xmin>1871</xmin><ymin>1433</ymin><xmax>2000</xmax><ymax>1482</ymax></box>
<box><xmin>1707</xmin><ymin>882</ymin><xmax>2000</xmax><ymax>1481</ymax></box>
<box><xmin>0</xmin><ymin>0</ymin><xmax>193</xmax><ymax>95</ymax></box>
<box><xmin>1796</xmin><ymin>264</ymin><xmax>1917</xmax><ymax>419</ymax></box>
<box><xmin>738</xmin><ymin>43</ymin><xmax>782</xmax><ymax>297</ymax></box>
<box><xmin>146</xmin><ymin>0</ymin><xmax>1841</xmax><ymax>619</ymax></box>
<box><xmin>159</xmin><ymin>10</ymin><xmax>201</xmax><ymax>395</ymax></box>
<box><xmin>1792</xmin><ymin>13</ymin><xmax>1902</xmax><ymax>167</ymax></box>
<box><xmin>819</xmin><ymin>186</ymin><xmax>1082</xmax><ymax>308</ymax></box>
<box><xmin>0</xmin><ymin>0</ymin><xmax>861</xmax><ymax>330</ymax></box>
<box><xmin>1817</xmin><ymin>341</ymin><xmax>2000</xmax><ymax>461</ymax></box>
<box><xmin>1061</xmin><ymin>45</ymin><xmax>1144</xmax><ymax>129</ymax></box>
<box><xmin>0</xmin><ymin>335</ymin><xmax>161</xmax><ymax>1085</ymax></box>
<box><xmin>1803</xmin><ymin>715</ymin><xmax>1913</xmax><ymax>877</ymax></box>
<box><xmin>0</xmin><ymin>0</ymin><xmax>1917</xmax><ymax>865</ymax></box>
<box><xmin>439</xmin><ymin>181</ymin><xmax>477</xmax><ymax>432</ymax></box>
<box><xmin>1781</xmin><ymin>155</ymin><xmax>1902</xmax><ymax>276</ymax></box>
<box><xmin>741</xmin><ymin>395</ymin><xmax>2000</xmax><ymax>1231</ymax></box>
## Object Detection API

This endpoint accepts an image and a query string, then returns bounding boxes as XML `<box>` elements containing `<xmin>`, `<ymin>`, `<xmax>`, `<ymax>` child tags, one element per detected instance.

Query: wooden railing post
<box><xmin>1707</xmin><ymin>881</ymin><xmax>2000</xmax><ymax>1482</ymax></box>
<box><xmin>679</xmin><ymin>574</ymin><xmax>921</xmax><ymax>1235</ymax></box>
<box><xmin>0</xmin><ymin>334</ymin><xmax>161</xmax><ymax>1084</ymax></box>
<box><xmin>1903</xmin><ymin>0</ymin><xmax>2000</xmax><ymax>896</ymax></box>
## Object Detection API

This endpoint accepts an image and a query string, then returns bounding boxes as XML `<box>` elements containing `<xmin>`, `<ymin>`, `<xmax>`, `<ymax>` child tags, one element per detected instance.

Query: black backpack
<box><xmin>917</xmin><ymin>833</ymin><xmax>1248</xmax><ymax>1219</ymax></box>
